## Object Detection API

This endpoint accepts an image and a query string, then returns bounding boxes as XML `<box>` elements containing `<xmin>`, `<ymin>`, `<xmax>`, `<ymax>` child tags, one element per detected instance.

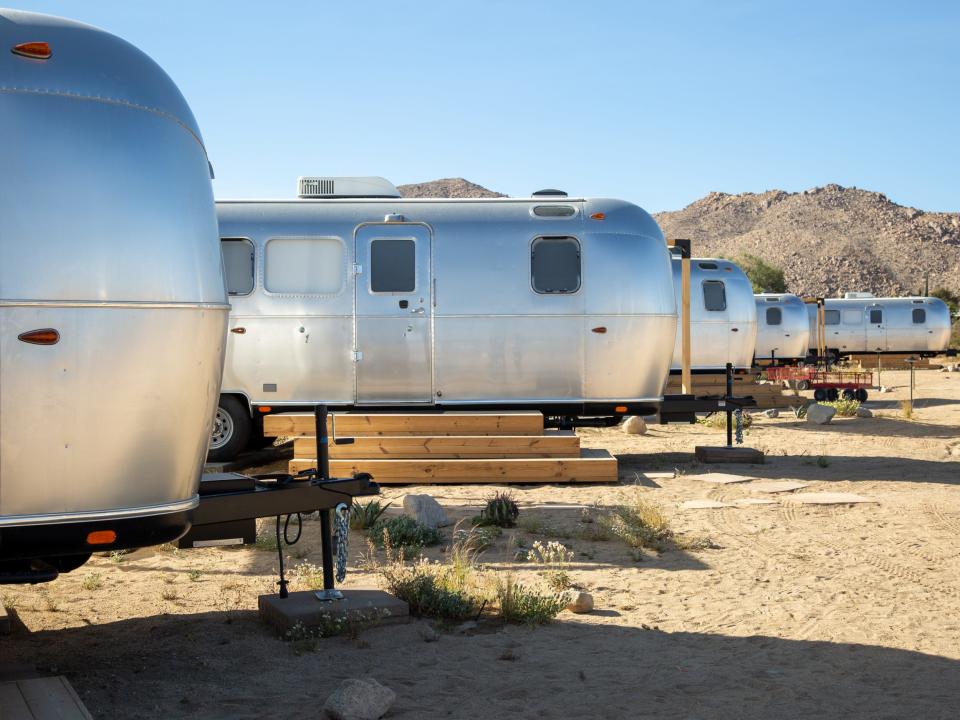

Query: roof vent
<box><xmin>297</xmin><ymin>176</ymin><xmax>400</xmax><ymax>199</ymax></box>
<box><xmin>843</xmin><ymin>292</ymin><xmax>875</xmax><ymax>299</ymax></box>
<box><xmin>532</xmin><ymin>189</ymin><xmax>568</xmax><ymax>197</ymax></box>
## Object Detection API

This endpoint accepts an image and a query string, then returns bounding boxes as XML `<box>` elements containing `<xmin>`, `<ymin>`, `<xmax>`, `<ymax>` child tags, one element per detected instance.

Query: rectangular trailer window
<box><xmin>766</xmin><ymin>307</ymin><xmax>782</xmax><ymax>325</ymax></box>
<box><xmin>221</xmin><ymin>238</ymin><xmax>255</xmax><ymax>295</ymax></box>
<box><xmin>265</xmin><ymin>237</ymin><xmax>344</xmax><ymax>294</ymax></box>
<box><xmin>912</xmin><ymin>308</ymin><xmax>926</xmax><ymax>324</ymax></box>
<box><xmin>843</xmin><ymin>309</ymin><xmax>861</xmax><ymax>324</ymax></box>
<box><xmin>824</xmin><ymin>310</ymin><xmax>840</xmax><ymax>325</ymax></box>
<box><xmin>370</xmin><ymin>238</ymin><xmax>416</xmax><ymax>293</ymax></box>
<box><xmin>531</xmin><ymin>237</ymin><xmax>581</xmax><ymax>294</ymax></box>
<box><xmin>702</xmin><ymin>280</ymin><xmax>726</xmax><ymax>311</ymax></box>
<box><xmin>869</xmin><ymin>309</ymin><xmax>883</xmax><ymax>324</ymax></box>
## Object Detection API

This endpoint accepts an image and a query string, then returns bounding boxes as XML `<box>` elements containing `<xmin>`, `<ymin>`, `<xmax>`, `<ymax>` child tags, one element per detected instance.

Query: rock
<box><xmin>856</xmin><ymin>406</ymin><xmax>873</xmax><ymax>418</ymax></box>
<box><xmin>323</xmin><ymin>678</ymin><xmax>396</xmax><ymax>720</ymax></box>
<box><xmin>623</xmin><ymin>416</ymin><xmax>647</xmax><ymax>435</ymax></box>
<box><xmin>402</xmin><ymin>494</ymin><xmax>449</xmax><ymax>528</ymax></box>
<box><xmin>764</xmin><ymin>408</ymin><xmax>780</xmax><ymax>418</ymax></box>
<box><xmin>566</xmin><ymin>592</ymin><xmax>594</xmax><ymax>614</ymax></box>
<box><xmin>880</xmin><ymin>386</ymin><xmax>892</xmax><ymax>393</ymax></box>
<box><xmin>805</xmin><ymin>403</ymin><xmax>837</xmax><ymax>425</ymax></box>
<box><xmin>456</xmin><ymin>621</ymin><xmax>478</xmax><ymax>634</ymax></box>
<box><xmin>418</xmin><ymin>624</ymin><xmax>440</xmax><ymax>643</ymax></box>
<box><xmin>950</xmin><ymin>446</ymin><xmax>960</xmax><ymax>458</ymax></box>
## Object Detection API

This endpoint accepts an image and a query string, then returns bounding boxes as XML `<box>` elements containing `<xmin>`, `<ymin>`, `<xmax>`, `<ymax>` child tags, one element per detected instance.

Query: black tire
<box><xmin>827</xmin><ymin>388</ymin><xmax>839</xmax><ymax>402</ymax></box>
<box><xmin>842</xmin><ymin>389</ymin><xmax>856</xmax><ymax>401</ymax></box>
<box><xmin>855</xmin><ymin>389</ymin><xmax>868</xmax><ymax>402</ymax></box>
<box><xmin>796</xmin><ymin>380</ymin><xmax>810</xmax><ymax>391</ymax></box>
<box><xmin>207</xmin><ymin>395</ymin><xmax>251</xmax><ymax>462</ymax></box>
<box><xmin>813</xmin><ymin>388</ymin><xmax>827</xmax><ymax>402</ymax></box>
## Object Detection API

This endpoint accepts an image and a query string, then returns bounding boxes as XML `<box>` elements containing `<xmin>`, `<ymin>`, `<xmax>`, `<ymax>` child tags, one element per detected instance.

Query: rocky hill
<box><xmin>398</xmin><ymin>178</ymin><xmax>506</xmax><ymax>199</ymax></box>
<box><xmin>398</xmin><ymin>180</ymin><xmax>959</xmax><ymax>297</ymax></box>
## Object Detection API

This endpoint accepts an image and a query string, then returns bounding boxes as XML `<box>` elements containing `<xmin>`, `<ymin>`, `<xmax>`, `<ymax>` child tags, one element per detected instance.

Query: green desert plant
<box><xmin>736</xmin><ymin>254</ymin><xmax>787</xmax><ymax>294</ymax></box>
<box><xmin>492</xmin><ymin>575</ymin><xmax>567</xmax><ymax>625</ymax></box>
<box><xmin>696</xmin><ymin>412</ymin><xmax>753</xmax><ymax>431</ymax></box>
<box><xmin>821</xmin><ymin>398</ymin><xmax>860</xmax><ymax>417</ymax></box>
<box><xmin>527</xmin><ymin>540</ymin><xmax>575</xmax><ymax>591</ymax></box>
<box><xmin>477</xmin><ymin>492</ymin><xmax>520</xmax><ymax>528</ymax></box>
<box><xmin>349</xmin><ymin>499</ymin><xmax>392</xmax><ymax>531</ymax></box>
<box><xmin>599</xmin><ymin>496</ymin><xmax>711</xmax><ymax>553</ymax></box>
<box><xmin>369</xmin><ymin>515</ymin><xmax>441</xmax><ymax>551</ymax></box>
<box><xmin>81</xmin><ymin>573</ymin><xmax>102</xmax><ymax>591</ymax></box>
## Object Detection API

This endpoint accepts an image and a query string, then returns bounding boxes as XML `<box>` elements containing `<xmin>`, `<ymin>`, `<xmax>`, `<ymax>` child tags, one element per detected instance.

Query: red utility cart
<box><xmin>765</xmin><ymin>366</ymin><xmax>873</xmax><ymax>402</ymax></box>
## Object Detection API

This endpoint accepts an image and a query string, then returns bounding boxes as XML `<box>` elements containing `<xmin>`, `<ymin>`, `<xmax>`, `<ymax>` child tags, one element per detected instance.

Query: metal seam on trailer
<box><xmin>0</xmin><ymin>495</ymin><xmax>199</xmax><ymax>527</ymax></box>
<box><xmin>0</xmin><ymin>301</ymin><xmax>231</xmax><ymax>309</ymax></box>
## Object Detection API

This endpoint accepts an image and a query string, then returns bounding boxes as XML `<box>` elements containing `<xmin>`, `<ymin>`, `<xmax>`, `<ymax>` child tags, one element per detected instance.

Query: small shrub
<box><xmin>599</xmin><ymin>498</ymin><xmax>673</xmax><ymax>552</ymax></box>
<box><xmin>369</xmin><ymin>515</ymin><xmax>441</xmax><ymax>550</ymax></box>
<box><xmin>350</xmin><ymin>499</ymin><xmax>392</xmax><ymax>531</ymax></box>
<box><xmin>528</xmin><ymin>540</ymin><xmax>575</xmax><ymax>592</ymax></box>
<box><xmin>478</xmin><ymin>492</ymin><xmax>520</xmax><ymax>528</ymax></box>
<box><xmin>452</xmin><ymin>524</ymin><xmax>501</xmax><ymax>553</ymax></box>
<box><xmin>160</xmin><ymin>587</ymin><xmax>178</xmax><ymax>601</ymax></box>
<box><xmin>187</xmin><ymin>569</ymin><xmax>203</xmax><ymax>582</ymax></box>
<box><xmin>81</xmin><ymin>573</ymin><xmax>102</xmax><ymax>591</ymax></box>
<box><xmin>109</xmin><ymin>550</ymin><xmax>127</xmax><ymax>564</ymax></box>
<box><xmin>821</xmin><ymin>398</ymin><xmax>860</xmax><ymax>417</ymax></box>
<box><xmin>493</xmin><ymin>575</ymin><xmax>567</xmax><ymax>625</ymax></box>
<box><xmin>901</xmin><ymin>400</ymin><xmax>914</xmax><ymax>419</ymax></box>
<box><xmin>254</xmin><ymin>520</ymin><xmax>279</xmax><ymax>552</ymax></box>
<box><xmin>293</xmin><ymin>561</ymin><xmax>325</xmax><ymax>591</ymax></box>
<box><xmin>816</xmin><ymin>455</ymin><xmax>830</xmax><ymax>468</ymax></box>
<box><xmin>696</xmin><ymin>412</ymin><xmax>753</xmax><ymax>431</ymax></box>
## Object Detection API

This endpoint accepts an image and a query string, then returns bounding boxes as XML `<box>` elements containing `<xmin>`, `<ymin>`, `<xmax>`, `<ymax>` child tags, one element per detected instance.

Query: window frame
<box><xmin>530</xmin><ymin>235</ymin><xmax>582</xmax><ymax>295</ymax></box>
<box><xmin>702</xmin><ymin>280</ymin><xmax>727</xmax><ymax>312</ymax></box>
<box><xmin>262</xmin><ymin>235</ymin><xmax>347</xmax><ymax>297</ymax></box>
<box><xmin>220</xmin><ymin>236</ymin><xmax>256</xmax><ymax>297</ymax></box>
<box><xmin>368</xmin><ymin>237</ymin><xmax>418</xmax><ymax>295</ymax></box>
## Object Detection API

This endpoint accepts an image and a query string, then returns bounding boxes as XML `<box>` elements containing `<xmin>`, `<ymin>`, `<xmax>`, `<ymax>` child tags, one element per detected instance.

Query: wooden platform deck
<box><xmin>0</xmin><ymin>676</ymin><xmax>93</xmax><ymax>719</ymax></box>
<box><xmin>278</xmin><ymin>411</ymin><xmax>618</xmax><ymax>484</ymax></box>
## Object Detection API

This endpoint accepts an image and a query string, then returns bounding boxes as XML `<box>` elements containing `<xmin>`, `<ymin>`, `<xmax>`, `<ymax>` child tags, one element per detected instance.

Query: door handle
<box><xmin>410</xmin><ymin>307</ymin><xmax>425</xmax><ymax>315</ymax></box>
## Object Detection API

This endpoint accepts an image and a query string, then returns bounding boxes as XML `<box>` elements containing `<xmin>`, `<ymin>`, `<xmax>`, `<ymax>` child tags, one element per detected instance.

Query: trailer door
<box><xmin>354</xmin><ymin>223</ymin><xmax>432</xmax><ymax>404</ymax></box>
<box><xmin>866</xmin><ymin>305</ymin><xmax>887</xmax><ymax>351</ymax></box>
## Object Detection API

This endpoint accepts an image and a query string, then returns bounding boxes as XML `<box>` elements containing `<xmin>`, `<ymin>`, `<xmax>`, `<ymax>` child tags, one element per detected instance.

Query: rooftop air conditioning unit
<box><xmin>297</xmin><ymin>176</ymin><xmax>400</xmax><ymax>199</ymax></box>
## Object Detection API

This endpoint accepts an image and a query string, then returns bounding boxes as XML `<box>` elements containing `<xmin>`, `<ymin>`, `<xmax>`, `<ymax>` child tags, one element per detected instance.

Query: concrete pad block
<box><xmin>679</xmin><ymin>499</ymin><xmax>732</xmax><ymax>510</ymax></box>
<box><xmin>259</xmin><ymin>588</ymin><xmax>409</xmax><ymax>636</ymax></box>
<box><xmin>747</xmin><ymin>481</ymin><xmax>810</xmax><ymax>493</ymax></box>
<box><xmin>786</xmin><ymin>492</ymin><xmax>878</xmax><ymax>505</ymax></box>
<box><xmin>694</xmin><ymin>446</ymin><xmax>765</xmax><ymax>464</ymax></box>
<box><xmin>693</xmin><ymin>472</ymin><xmax>756</xmax><ymax>484</ymax></box>
<box><xmin>733</xmin><ymin>498</ymin><xmax>779</xmax><ymax>506</ymax></box>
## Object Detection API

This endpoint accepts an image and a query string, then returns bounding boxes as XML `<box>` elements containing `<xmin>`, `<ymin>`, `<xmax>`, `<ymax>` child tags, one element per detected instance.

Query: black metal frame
<box><xmin>658</xmin><ymin>363</ymin><xmax>757</xmax><ymax>427</ymax></box>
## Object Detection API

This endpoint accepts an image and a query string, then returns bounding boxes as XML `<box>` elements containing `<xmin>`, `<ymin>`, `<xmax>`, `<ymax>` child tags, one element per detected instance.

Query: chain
<box><xmin>734</xmin><ymin>409</ymin><xmax>744</xmax><ymax>445</ymax></box>
<box><xmin>334</xmin><ymin>502</ymin><xmax>350</xmax><ymax>583</ymax></box>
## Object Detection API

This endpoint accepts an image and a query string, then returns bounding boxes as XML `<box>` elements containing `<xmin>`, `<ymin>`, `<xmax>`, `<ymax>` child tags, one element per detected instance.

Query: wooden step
<box><xmin>264</xmin><ymin>411</ymin><xmax>544</xmax><ymax>438</ymax></box>
<box><xmin>294</xmin><ymin>432</ymin><xmax>579</xmax><ymax>459</ymax></box>
<box><xmin>289</xmin><ymin>448</ymin><xmax>618</xmax><ymax>484</ymax></box>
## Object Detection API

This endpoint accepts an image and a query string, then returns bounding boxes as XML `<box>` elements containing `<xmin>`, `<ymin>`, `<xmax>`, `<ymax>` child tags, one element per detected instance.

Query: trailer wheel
<box><xmin>796</xmin><ymin>380</ymin><xmax>810</xmax><ymax>391</ymax></box>
<box><xmin>855</xmin><ymin>389</ymin><xmax>868</xmax><ymax>402</ymax></box>
<box><xmin>207</xmin><ymin>396</ymin><xmax>251</xmax><ymax>462</ymax></box>
<box><xmin>826</xmin><ymin>388</ymin><xmax>839</xmax><ymax>402</ymax></box>
<box><xmin>842</xmin><ymin>389</ymin><xmax>856</xmax><ymax>401</ymax></box>
<box><xmin>813</xmin><ymin>388</ymin><xmax>827</xmax><ymax>402</ymax></box>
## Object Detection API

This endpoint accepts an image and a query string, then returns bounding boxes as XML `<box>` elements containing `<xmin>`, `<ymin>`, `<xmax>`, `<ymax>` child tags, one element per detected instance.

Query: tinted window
<box><xmin>766</xmin><ymin>307</ymin><xmax>782</xmax><ymax>325</ymax></box>
<box><xmin>824</xmin><ymin>310</ymin><xmax>840</xmax><ymax>325</ymax></box>
<box><xmin>532</xmin><ymin>237</ymin><xmax>580</xmax><ymax>294</ymax></box>
<box><xmin>221</xmin><ymin>238</ymin><xmax>254</xmax><ymax>295</ymax></box>
<box><xmin>370</xmin><ymin>239</ymin><xmax>416</xmax><ymax>293</ymax></box>
<box><xmin>869</xmin><ymin>309</ymin><xmax>883</xmax><ymax>324</ymax></box>
<box><xmin>533</xmin><ymin>205</ymin><xmax>576</xmax><ymax>217</ymax></box>
<box><xmin>698</xmin><ymin>262</ymin><xmax>718</xmax><ymax>270</ymax></box>
<box><xmin>912</xmin><ymin>308</ymin><xmax>926</xmax><ymax>324</ymax></box>
<box><xmin>703</xmin><ymin>281</ymin><xmax>726</xmax><ymax>311</ymax></box>
<box><xmin>265</xmin><ymin>237</ymin><xmax>344</xmax><ymax>294</ymax></box>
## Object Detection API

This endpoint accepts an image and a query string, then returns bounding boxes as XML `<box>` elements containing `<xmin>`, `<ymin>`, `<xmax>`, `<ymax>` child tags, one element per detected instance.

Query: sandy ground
<box><xmin>2</xmin><ymin>368</ymin><xmax>959</xmax><ymax>719</ymax></box>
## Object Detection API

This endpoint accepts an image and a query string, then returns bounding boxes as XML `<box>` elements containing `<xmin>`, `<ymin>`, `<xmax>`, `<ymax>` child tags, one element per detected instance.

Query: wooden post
<box><xmin>668</xmin><ymin>238</ymin><xmax>692</xmax><ymax>395</ymax></box>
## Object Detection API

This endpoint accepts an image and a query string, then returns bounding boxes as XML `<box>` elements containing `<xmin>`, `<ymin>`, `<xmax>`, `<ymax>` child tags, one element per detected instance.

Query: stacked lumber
<box><xmin>263</xmin><ymin>412</ymin><xmax>618</xmax><ymax>484</ymax></box>
<box><xmin>848</xmin><ymin>353</ymin><xmax>941</xmax><ymax>370</ymax></box>
<box><xmin>666</xmin><ymin>373</ymin><xmax>807</xmax><ymax>410</ymax></box>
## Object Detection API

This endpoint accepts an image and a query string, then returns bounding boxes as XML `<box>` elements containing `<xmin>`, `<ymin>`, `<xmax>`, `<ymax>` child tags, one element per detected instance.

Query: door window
<box><xmin>766</xmin><ymin>307</ymin><xmax>782</xmax><ymax>325</ymax></box>
<box><xmin>869</xmin><ymin>309</ymin><xmax>883</xmax><ymax>324</ymax></box>
<box><xmin>702</xmin><ymin>281</ymin><xmax>726</xmax><ymax>311</ymax></box>
<box><xmin>531</xmin><ymin>237</ymin><xmax>581</xmax><ymax>294</ymax></box>
<box><xmin>221</xmin><ymin>238</ymin><xmax>255</xmax><ymax>295</ymax></box>
<box><xmin>370</xmin><ymin>238</ymin><xmax>416</xmax><ymax>293</ymax></box>
<box><xmin>912</xmin><ymin>308</ymin><xmax>926</xmax><ymax>324</ymax></box>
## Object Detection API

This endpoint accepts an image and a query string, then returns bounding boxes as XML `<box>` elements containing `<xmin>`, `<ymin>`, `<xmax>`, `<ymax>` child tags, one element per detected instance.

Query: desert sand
<box><xmin>2</xmin><ymin>368</ymin><xmax>959</xmax><ymax>719</ymax></box>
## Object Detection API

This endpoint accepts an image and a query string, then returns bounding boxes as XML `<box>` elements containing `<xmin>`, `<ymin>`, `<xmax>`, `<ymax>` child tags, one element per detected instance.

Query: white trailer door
<box><xmin>866</xmin><ymin>305</ymin><xmax>887</xmax><ymax>351</ymax></box>
<box><xmin>354</xmin><ymin>223</ymin><xmax>432</xmax><ymax>404</ymax></box>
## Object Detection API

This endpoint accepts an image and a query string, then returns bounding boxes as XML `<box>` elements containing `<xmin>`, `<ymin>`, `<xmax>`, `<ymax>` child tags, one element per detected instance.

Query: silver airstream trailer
<box><xmin>210</xmin><ymin>178</ymin><xmax>677</xmax><ymax>459</ymax></box>
<box><xmin>669</xmin><ymin>257</ymin><xmax>757</xmax><ymax>372</ymax></box>
<box><xmin>806</xmin><ymin>294</ymin><xmax>952</xmax><ymax>357</ymax></box>
<box><xmin>0</xmin><ymin>10</ymin><xmax>228</xmax><ymax>577</ymax></box>
<box><xmin>753</xmin><ymin>293</ymin><xmax>811</xmax><ymax>362</ymax></box>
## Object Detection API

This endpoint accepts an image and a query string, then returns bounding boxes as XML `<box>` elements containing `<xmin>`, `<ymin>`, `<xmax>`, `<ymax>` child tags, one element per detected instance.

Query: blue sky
<box><xmin>15</xmin><ymin>1</ymin><xmax>960</xmax><ymax>211</ymax></box>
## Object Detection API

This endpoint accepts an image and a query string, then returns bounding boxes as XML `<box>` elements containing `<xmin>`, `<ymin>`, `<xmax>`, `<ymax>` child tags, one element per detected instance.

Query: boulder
<box><xmin>565</xmin><ymin>592</ymin><xmax>594</xmax><ymax>614</ymax></box>
<box><xmin>856</xmin><ymin>406</ymin><xmax>873</xmax><ymax>418</ymax></box>
<box><xmin>323</xmin><ymin>678</ymin><xmax>396</xmax><ymax>720</ymax></box>
<box><xmin>805</xmin><ymin>403</ymin><xmax>837</xmax><ymax>425</ymax></box>
<box><xmin>623</xmin><ymin>416</ymin><xmax>647</xmax><ymax>435</ymax></box>
<box><xmin>402</xmin><ymin>494</ymin><xmax>449</xmax><ymax>528</ymax></box>
<box><xmin>764</xmin><ymin>408</ymin><xmax>780</xmax><ymax>419</ymax></box>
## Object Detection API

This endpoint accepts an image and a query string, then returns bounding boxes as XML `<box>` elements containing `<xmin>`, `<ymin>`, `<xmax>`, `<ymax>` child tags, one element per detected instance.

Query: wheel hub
<box><xmin>210</xmin><ymin>407</ymin><xmax>235</xmax><ymax>450</ymax></box>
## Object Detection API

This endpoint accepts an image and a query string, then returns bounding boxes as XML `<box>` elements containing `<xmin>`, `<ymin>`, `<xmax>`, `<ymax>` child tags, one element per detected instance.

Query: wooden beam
<box><xmin>264</xmin><ymin>412</ymin><xmax>544</xmax><ymax>438</ymax></box>
<box><xmin>294</xmin><ymin>432</ymin><xmax>579</xmax><ymax>459</ymax></box>
<box><xmin>289</xmin><ymin>449</ymin><xmax>618</xmax><ymax>484</ymax></box>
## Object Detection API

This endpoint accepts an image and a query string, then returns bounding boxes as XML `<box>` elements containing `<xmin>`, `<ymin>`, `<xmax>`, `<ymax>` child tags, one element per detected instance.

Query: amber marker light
<box><xmin>591</xmin><ymin>326</ymin><xmax>608</xmax><ymax>334</ymax></box>
<box><xmin>230</xmin><ymin>327</ymin><xmax>246</xmax><ymax>334</ymax></box>
<box><xmin>615</xmin><ymin>406</ymin><xmax>628</xmax><ymax>413</ymax></box>
<box><xmin>18</xmin><ymin>328</ymin><xmax>60</xmax><ymax>345</ymax></box>
<box><xmin>258</xmin><ymin>406</ymin><xmax>272</xmax><ymax>414</ymax></box>
<box><xmin>590</xmin><ymin>212</ymin><xmax>606</xmax><ymax>220</ymax></box>
<box><xmin>12</xmin><ymin>41</ymin><xmax>52</xmax><ymax>59</ymax></box>
<box><xmin>86</xmin><ymin>530</ymin><xmax>117</xmax><ymax>545</ymax></box>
